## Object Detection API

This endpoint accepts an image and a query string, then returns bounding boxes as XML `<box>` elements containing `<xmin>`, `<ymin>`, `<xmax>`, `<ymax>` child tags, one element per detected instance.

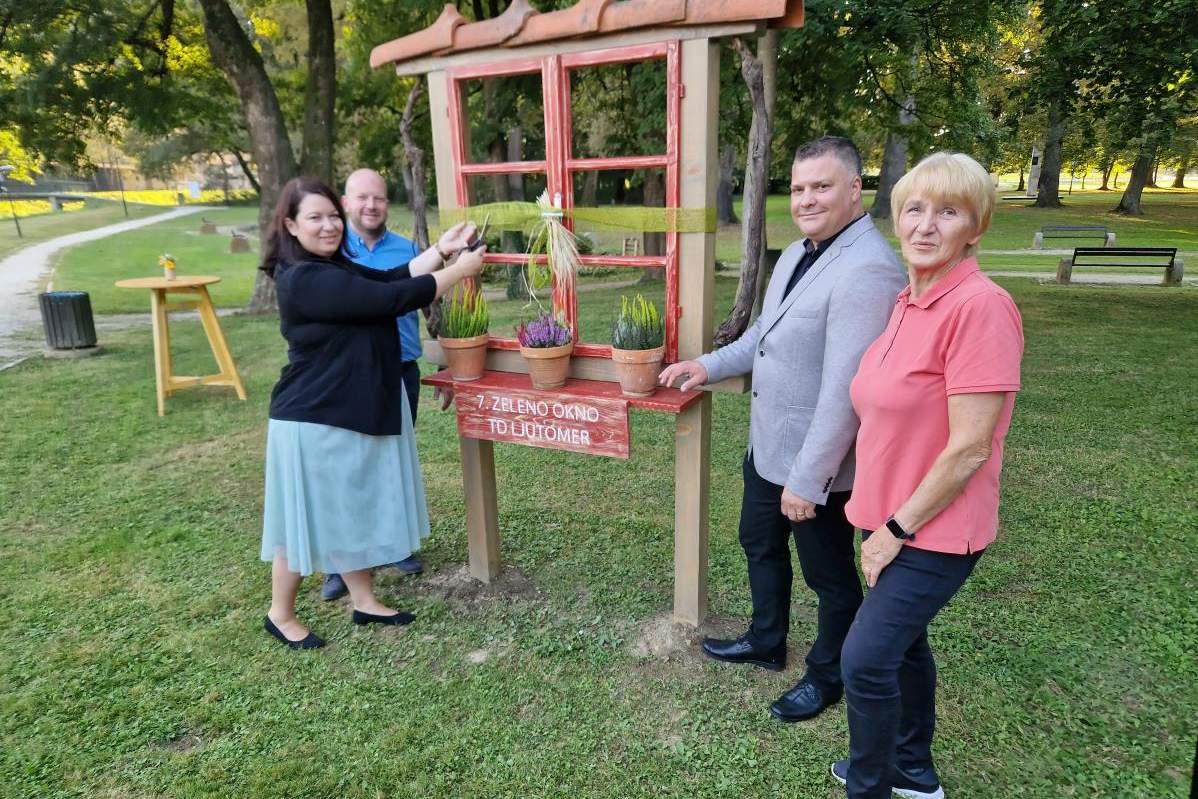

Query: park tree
<box><xmin>1084</xmin><ymin>0</ymin><xmax>1198</xmax><ymax>214</ymax></box>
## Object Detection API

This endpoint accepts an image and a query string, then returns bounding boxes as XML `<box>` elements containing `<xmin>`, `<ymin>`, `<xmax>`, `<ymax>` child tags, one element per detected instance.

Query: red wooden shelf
<box><xmin>422</xmin><ymin>368</ymin><xmax>702</xmax><ymax>414</ymax></box>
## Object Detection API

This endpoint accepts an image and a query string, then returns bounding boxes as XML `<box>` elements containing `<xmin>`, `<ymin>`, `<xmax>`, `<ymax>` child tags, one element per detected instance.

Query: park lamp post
<box><xmin>0</xmin><ymin>165</ymin><xmax>23</xmax><ymax>239</ymax></box>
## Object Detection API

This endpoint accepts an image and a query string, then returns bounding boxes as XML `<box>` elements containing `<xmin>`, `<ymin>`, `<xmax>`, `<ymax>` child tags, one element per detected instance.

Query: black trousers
<box><xmin>840</xmin><ymin>540</ymin><xmax>982</xmax><ymax>799</ymax></box>
<box><xmin>739</xmin><ymin>452</ymin><xmax>859</xmax><ymax>692</ymax></box>
<box><xmin>399</xmin><ymin>360</ymin><xmax>420</xmax><ymax>423</ymax></box>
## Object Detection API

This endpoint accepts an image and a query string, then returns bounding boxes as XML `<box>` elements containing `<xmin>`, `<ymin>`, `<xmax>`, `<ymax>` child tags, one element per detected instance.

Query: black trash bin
<box><xmin>39</xmin><ymin>291</ymin><xmax>98</xmax><ymax>350</ymax></box>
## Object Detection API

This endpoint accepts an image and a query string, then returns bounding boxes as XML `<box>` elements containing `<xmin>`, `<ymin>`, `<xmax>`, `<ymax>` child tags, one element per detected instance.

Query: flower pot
<box><xmin>520</xmin><ymin>342</ymin><xmax>573</xmax><ymax>390</ymax></box>
<box><xmin>439</xmin><ymin>333</ymin><xmax>489</xmax><ymax>381</ymax></box>
<box><xmin>611</xmin><ymin>345</ymin><xmax>665</xmax><ymax>397</ymax></box>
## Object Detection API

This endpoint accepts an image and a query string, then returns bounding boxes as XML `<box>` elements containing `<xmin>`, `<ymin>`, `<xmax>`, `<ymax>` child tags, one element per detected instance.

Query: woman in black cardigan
<box><xmin>259</xmin><ymin>176</ymin><xmax>484</xmax><ymax>649</ymax></box>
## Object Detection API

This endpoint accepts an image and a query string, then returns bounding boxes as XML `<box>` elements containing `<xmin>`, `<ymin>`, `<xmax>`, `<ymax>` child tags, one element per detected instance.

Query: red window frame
<box><xmin>445</xmin><ymin>41</ymin><xmax>682</xmax><ymax>362</ymax></box>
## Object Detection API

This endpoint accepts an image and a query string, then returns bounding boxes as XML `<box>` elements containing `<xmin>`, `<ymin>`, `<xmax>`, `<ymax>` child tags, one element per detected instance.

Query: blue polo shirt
<box><xmin>344</xmin><ymin>228</ymin><xmax>422</xmax><ymax>362</ymax></box>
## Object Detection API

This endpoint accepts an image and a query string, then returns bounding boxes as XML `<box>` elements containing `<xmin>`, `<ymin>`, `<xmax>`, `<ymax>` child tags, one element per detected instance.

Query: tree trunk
<box><xmin>399</xmin><ymin>82</ymin><xmax>437</xmax><ymax>335</ymax></box>
<box><xmin>871</xmin><ymin>128</ymin><xmax>908</xmax><ymax>220</ymax></box>
<box><xmin>1148</xmin><ymin>158</ymin><xmax>1159</xmax><ymax>188</ymax></box>
<box><xmin>713</xmin><ymin>36</ymin><xmax>770</xmax><ymax>347</ymax></box>
<box><xmin>197</xmin><ymin>0</ymin><xmax>298</xmax><ymax>313</ymax></box>
<box><xmin>504</xmin><ymin>125</ymin><xmax>528</xmax><ymax>300</ymax></box>
<box><xmin>1099</xmin><ymin>158</ymin><xmax>1114</xmax><ymax>191</ymax></box>
<box><xmin>637</xmin><ymin>170</ymin><xmax>666</xmax><ymax>283</ymax></box>
<box><xmin>737</xmin><ymin>30</ymin><xmax>777</xmax><ymax>288</ymax></box>
<box><xmin>299</xmin><ymin>0</ymin><xmax>335</xmax><ymax>183</ymax></box>
<box><xmin>717</xmin><ymin>143</ymin><xmax>738</xmax><ymax>224</ymax></box>
<box><xmin>1173</xmin><ymin>153</ymin><xmax>1189</xmax><ymax>188</ymax></box>
<box><xmin>399</xmin><ymin>83</ymin><xmax>430</xmax><ymax>250</ymax></box>
<box><xmin>1033</xmin><ymin>102</ymin><xmax>1065</xmax><ymax>208</ymax></box>
<box><xmin>1016</xmin><ymin>166</ymin><xmax>1025</xmax><ymax>192</ymax></box>
<box><xmin>233</xmin><ymin>150</ymin><xmax>260</xmax><ymax>194</ymax></box>
<box><xmin>581</xmin><ymin>171</ymin><xmax>599</xmax><ymax>207</ymax></box>
<box><xmin>1112</xmin><ymin>149</ymin><xmax>1153</xmax><ymax>215</ymax></box>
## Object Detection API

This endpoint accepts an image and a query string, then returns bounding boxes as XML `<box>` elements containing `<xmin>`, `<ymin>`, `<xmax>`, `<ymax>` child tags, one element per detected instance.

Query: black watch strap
<box><xmin>885</xmin><ymin>516</ymin><xmax>915</xmax><ymax>541</ymax></box>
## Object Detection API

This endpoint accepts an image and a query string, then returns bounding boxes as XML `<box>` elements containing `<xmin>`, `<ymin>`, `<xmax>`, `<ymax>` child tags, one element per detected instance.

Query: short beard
<box><xmin>357</xmin><ymin>220</ymin><xmax>386</xmax><ymax>238</ymax></box>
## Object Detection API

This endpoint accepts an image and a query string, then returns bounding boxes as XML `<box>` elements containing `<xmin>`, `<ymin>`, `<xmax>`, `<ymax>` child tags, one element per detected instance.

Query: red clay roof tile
<box><xmin>597</xmin><ymin>0</ymin><xmax>687</xmax><ymax>33</ymax></box>
<box><xmin>770</xmin><ymin>0</ymin><xmax>805</xmax><ymax>28</ymax></box>
<box><xmin>681</xmin><ymin>0</ymin><xmax>790</xmax><ymax>25</ymax></box>
<box><xmin>369</xmin><ymin>4</ymin><xmax>466</xmax><ymax>69</ymax></box>
<box><xmin>506</xmin><ymin>0</ymin><xmax>614</xmax><ymax>47</ymax></box>
<box><xmin>372</xmin><ymin>1</ymin><xmax>804</xmax><ymax>68</ymax></box>
<box><xmin>451</xmin><ymin>0</ymin><xmax>538</xmax><ymax>51</ymax></box>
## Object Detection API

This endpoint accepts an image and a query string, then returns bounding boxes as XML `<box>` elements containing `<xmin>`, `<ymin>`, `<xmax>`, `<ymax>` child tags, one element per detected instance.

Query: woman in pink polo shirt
<box><xmin>830</xmin><ymin>153</ymin><xmax>1023</xmax><ymax>799</ymax></box>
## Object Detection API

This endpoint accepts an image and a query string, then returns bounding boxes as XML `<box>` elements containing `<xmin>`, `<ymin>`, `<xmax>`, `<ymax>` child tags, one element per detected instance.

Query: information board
<box><xmin>454</xmin><ymin>384</ymin><xmax>631</xmax><ymax>459</ymax></box>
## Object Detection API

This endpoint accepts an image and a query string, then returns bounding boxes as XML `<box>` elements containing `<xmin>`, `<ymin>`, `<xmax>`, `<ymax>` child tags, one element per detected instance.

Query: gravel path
<box><xmin>0</xmin><ymin>207</ymin><xmax>209</xmax><ymax>367</ymax></box>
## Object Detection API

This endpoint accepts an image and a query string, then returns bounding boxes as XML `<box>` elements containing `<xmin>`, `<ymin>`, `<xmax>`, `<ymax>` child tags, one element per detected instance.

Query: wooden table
<box><xmin>114</xmin><ymin>275</ymin><xmax>247</xmax><ymax>416</ymax></box>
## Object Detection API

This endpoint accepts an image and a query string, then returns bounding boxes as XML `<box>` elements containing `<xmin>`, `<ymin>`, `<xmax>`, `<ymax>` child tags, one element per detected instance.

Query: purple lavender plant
<box><xmin>515</xmin><ymin>313</ymin><xmax>572</xmax><ymax>348</ymax></box>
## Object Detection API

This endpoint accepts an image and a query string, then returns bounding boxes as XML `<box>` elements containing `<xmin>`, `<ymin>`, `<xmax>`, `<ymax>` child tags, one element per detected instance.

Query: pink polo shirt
<box><xmin>846</xmin><ymin>258</ymin><xmax>1023</xmax><ymax>554</ymax></box>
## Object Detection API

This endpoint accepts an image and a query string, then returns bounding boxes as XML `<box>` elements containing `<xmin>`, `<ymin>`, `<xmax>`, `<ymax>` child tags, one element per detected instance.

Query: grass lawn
<box><xmin>1</xmin><ymin>275</ymin><xmax>1195</xmax><ymax>798</ymax></box>
<box><xmin>41</xmin><ymin>189</ymin><xmax>1196</xmax><ymax>315</ymax></box>
<box><xmin>0</xmin><ymin>200</ymin><xmax>165</xmax><ymax>261</ymax></box>
<box><xmin>51</xmin><ymin>206</ymin><xmax>261</xmax><ymax>315</ymax></box>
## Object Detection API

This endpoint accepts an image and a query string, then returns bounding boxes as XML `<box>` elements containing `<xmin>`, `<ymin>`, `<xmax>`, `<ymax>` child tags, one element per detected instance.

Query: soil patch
<box><xmin>422</xmin><ymin>564</ymin><xmax>540</xmax><ymax>610</ymax></box>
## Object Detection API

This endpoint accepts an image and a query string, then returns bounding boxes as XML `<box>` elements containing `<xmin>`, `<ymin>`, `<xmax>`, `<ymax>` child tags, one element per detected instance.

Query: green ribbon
<box><xmin>439</xmin><ymin>201</ymin><xmax>716</xmax><ymax>234</ymax></box>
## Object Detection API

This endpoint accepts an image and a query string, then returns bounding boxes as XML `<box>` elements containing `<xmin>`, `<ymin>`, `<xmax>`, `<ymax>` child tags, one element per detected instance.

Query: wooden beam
<box><xmin>671</xmin><ymin>37</ymin><xmax>719</xmax><ymax>626</ymax></box>
<box><xmin>394</xmin><ymin>22</ymin><xmax>760</xmax><ymax>77</ymax></box>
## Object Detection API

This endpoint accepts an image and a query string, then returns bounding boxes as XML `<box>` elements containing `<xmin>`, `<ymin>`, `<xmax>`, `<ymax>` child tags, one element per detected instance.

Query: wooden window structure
<box><xmin>445</xmin><ymin>41</ymin><xmax>683</xmax><ymax>361</ymax></box>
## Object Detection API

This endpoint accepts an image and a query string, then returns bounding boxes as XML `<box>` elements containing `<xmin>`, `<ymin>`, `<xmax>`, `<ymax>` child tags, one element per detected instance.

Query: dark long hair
<box><xmin>260</xmin><ymin>176</ymin><xmax>352</xmax><ymax>279</ymax></box>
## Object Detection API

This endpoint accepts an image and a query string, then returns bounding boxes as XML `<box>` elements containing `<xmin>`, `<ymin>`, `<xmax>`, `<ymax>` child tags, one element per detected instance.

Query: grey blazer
<box><xmin>697</xmin><ymin>214</ymin><xmax>906</xmax><ymax>503</ymax></box>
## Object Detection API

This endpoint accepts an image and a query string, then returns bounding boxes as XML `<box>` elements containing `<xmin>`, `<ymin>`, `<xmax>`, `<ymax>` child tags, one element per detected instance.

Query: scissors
<box><xmin>464</xmin><ymin>213</ymin><xmax>492</xmax><ymax>251</ymax></box>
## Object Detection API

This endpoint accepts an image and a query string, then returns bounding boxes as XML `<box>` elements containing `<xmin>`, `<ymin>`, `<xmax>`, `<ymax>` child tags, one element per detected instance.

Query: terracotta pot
<box><xmin>439</xmin><ymin>333</ymin><xmax>489</xmax><ymax>381</ymax></box>
<box><xmin>611</xmin><ymin>345</ymin><xmax>665</xmax><ymax>397</ymax></box>
<box><xmin>520</xmin><ymin>341</ymin><xmax>573</xmax><ymax>389</ymax></box>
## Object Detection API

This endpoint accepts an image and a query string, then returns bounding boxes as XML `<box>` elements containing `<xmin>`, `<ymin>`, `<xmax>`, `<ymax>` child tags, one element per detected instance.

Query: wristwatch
<box><xmin>885</xmin><ymin>516</ymin><xmax>915</xmax><ymax>541</ymax></box>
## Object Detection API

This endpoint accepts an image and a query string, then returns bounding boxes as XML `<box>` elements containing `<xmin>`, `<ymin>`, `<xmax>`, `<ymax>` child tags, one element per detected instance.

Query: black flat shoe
<box><xmin>701</xmin><ymin>633</ymin><xmax>786</xmax><ymax>671</ymax></box>
<box><xmin>263</xmin><ymin>616</ymin><xmax>325</xmax><ymax>649</ymax></box>
<box><xmin>352</xmin><ymin>609</ymin><xmax>416</xmax><ymax>626</ymax></box>
<box><xmin>770</xmin><ymin>677</ymin><xmax>842</xmax><ymax>722</ymax></box>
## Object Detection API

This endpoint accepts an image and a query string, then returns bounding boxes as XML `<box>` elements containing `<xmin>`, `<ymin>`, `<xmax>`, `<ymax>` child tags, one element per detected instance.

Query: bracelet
<box><xmin>434</xmin><ymin>242</ymin><xmax>450</xmax><ymax>262</ymax></box>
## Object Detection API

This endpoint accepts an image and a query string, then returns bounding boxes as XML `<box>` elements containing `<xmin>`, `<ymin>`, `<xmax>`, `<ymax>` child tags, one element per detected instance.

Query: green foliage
<box><xmin>440</xmin><ymin>283</ymin><xmax>489</xmax><ymax>339</ymax></box>
<box><xmin>611</xmin><ymin>294</ymin><xmax>663</xmax><ymax>351</ymax></box>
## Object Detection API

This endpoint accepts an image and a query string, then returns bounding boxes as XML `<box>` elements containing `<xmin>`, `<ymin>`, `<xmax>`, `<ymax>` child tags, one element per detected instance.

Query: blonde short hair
<box><xmin>890</xmin><ymin>152</ymin><xmax>995</xmax><ymax>257</ymax></box>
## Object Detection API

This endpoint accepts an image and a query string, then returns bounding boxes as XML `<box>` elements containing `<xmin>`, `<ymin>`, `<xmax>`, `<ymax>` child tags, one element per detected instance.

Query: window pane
<box><xmin>569</xmin><ymin>59</ymin><xmax>667</xmax><ymax>158</ymax></box>
<box><xmin>459</xmin><ymin>74</ymin><xmax>546</xmax><ymax>163</ymax></box>
<box><xmin>576</xmin><ymin>275</ymin><xmax>667</xmax><ymax>347</ymax></box>
<box><xmin>568</xmin><ymin>167</ymin><xmax>668</xmax><ymax>259</ymax></box>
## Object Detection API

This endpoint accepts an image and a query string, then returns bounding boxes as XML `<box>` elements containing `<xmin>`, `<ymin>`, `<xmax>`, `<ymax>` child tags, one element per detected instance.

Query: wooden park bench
<box><xmin>1056</xmin><ymin>247</ymin><xmax>1184</xmax><ymax>286</ymax></box>
<box><xmin>1033</xmin><ymin>225</ymin><xmax>1115</xmax><ymax>249</ymax></box>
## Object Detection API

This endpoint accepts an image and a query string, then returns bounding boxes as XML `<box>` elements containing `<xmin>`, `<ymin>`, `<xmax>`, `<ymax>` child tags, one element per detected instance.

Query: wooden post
<box><xmin>1056</xmin><ymin>257</ymin><xmax>1073</xmax><ymax>284</ymax></box>
<box><xmin>429</xmin><ymin>68</ymin><xmax>503</xmax><ymax>582</ymax></box>
<box><xmin>672</xmin><ymin>37</ymin><xmax>719</xmax><ymax>626</ymax></box>
<box><xmin>149</xmin><ymin>289</ymin><xmax>171</xmax><ymax>417</ymax></box>
<box><xmin>195</xmin><ymin>286</ymin><xmax>248</xmax><ymax>400</ymax></box>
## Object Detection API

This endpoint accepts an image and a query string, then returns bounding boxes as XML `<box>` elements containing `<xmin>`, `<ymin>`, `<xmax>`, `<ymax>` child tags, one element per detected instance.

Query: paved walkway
<box><xmin>0</xmin><ymin>207</ymin><xmax>208</xmax><ymax>367</ymax></box>
<box><xmin>986</xmin><ymin>270</ymin><xmax>1195</xmax><ymax>286</ymax></box>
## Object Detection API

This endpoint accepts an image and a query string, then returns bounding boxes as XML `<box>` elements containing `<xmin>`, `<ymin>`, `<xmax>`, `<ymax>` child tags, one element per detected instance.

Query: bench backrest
<box><xmin>1071</xmin><ymin>247</ymin><xmax>1177</xmax><ymax>267</ymax></box>
<box><xmin>1042</xmin><ymin>225</ymin><xmax>1108</xmax><ymax>236</ymax></box>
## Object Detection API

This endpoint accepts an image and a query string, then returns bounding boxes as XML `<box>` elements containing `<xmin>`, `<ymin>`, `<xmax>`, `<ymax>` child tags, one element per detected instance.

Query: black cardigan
<box><xmin>268</xmin><ymin>257</ymin><xmax>438</xmax><ymax>436</ymax></box>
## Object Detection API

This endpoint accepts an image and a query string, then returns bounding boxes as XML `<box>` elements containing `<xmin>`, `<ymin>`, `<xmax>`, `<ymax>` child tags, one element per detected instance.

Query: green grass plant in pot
<box><xmin>610</xmin><ymin>294</ymin><xmax>665</xmax><ymax>397</ymax></box>
<box><xmin>438</xmin><ymin>283</ymin><xmax>489</xmax><ymax>381</ymax></box>
<box><xmin>516</xmin><ymin>313</ymin><xmax>573</xmax><ymax>390</ymax></box>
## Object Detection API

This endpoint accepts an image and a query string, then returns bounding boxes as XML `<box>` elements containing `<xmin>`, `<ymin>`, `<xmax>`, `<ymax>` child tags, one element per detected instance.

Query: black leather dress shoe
<box><xmin>352</xmin><ymin>609</ymin><xmax>416</xmax><ymax>626</ymax></box>
<box><xmin>770</xmin><ymin>677</ymin><xmax>842</xmax><ymax>722</ymax></box>
<box><xmin>263</xmin><ymin>616</ymin><xmax>325</xmax><ymax>650</ymax></box>
<box><xmin>701</xmin><ymin>634</ymin><xmax>786</xmax><ymax>671</ymax></box>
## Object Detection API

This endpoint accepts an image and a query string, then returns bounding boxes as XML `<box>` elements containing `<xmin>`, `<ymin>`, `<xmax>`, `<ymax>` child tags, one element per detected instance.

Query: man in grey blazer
<box><xmin>660</xmin><ymin>136</ymin><xmax>906</xmax><ymax>722</ymax></box>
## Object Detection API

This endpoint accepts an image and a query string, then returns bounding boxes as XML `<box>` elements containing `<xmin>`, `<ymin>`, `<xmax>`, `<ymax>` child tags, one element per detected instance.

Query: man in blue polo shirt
<box><xmin>320</xmin><ymin>168</ymin><xmax>461</xmax><ymax>601</ymax></box>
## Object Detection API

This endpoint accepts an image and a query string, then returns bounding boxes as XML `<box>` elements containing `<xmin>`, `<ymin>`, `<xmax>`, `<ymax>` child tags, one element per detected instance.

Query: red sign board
<box><xmin>454</xmin><ymin>384</ymin><xmax>630</xmax><ymax>459</ymax></box>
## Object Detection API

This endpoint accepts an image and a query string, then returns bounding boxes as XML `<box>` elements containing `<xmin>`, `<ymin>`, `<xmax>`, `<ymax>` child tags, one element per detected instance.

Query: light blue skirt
<box><xmin>260</xmin><ymin>399</ymin><xmax>430</xmax><ymax>576</ymax></box>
